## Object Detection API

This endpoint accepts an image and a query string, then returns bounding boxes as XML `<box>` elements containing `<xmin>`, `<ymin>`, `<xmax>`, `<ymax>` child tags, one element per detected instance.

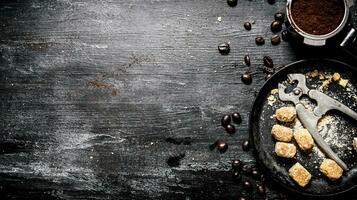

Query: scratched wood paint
<box><xmin>0</xmin><ymin>0</ymin><xmax>356</xmax><ymax>199</ymax></box>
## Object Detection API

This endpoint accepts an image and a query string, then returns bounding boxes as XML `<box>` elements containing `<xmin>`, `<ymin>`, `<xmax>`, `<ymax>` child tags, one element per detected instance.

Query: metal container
<box><xmin>286</xmin><ymin>0</ymin><xmax>357</xmax><ymax>55</ymax></box>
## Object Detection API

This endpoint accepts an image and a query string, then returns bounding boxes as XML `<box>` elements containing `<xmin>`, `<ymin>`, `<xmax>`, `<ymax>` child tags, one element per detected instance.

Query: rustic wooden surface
<box><xmin>0</xmin><ymin>0</ymin><xmax>356</xmax><ymax>199</ymax></box>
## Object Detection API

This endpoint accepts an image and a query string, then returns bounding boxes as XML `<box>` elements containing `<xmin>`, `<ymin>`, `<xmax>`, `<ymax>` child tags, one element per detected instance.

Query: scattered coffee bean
<box><xmin>265</xmin><ymin>73</ymin><xmax>272</xmax><ymax>80</ymax></box>
<box><xmin>263</xmin><ymin>66</ymin><xmax>275</xmax><ymax>74</ymax></box>
<box><xmin>238</xmin><ymin>197</ymin><xmax>247</xmax><ymax>200</ymax></box>
<box><xmin>242</xmin><ymin>140</ymin><xmax>250</xmax><ymax>151</ymax></box>
<box><xmin>227</xmin><ymin>0</ymin><xmax>238</xmax><ymax>7</ymax></box>
<box><xmin>241</xmin><ymin>72</ymin><xmax>252</xmax><ymax>85</ymax></box>
<box><xmin>271</xmin><ymin>34</ymin><xmax>281</xmax><ymax>45</ymax></box>
<box><xmin>263</xmin><ymin>56</ymin><xmax>274</xmax><ymax>68</ymax></box>
<box><xmin>271</xmin><ymin>20</ymin><xmax>282</xmax><ymax>32</ymax></box>
<box><xmin>218</xmin><ymin>42</ymin><xmax>230</xmax><ymax>55</ymax></box>
<box><xmin>225</xmin><ymin>124</ymin><xmax>236</xmax><ymax>134</ymax></box>
<box><xmin>244</xmin><ymin>22</ymin><xmax>252</xmax><ymax>30</ymax></box>
<box><xmin>232</xmin><ymin>159</ymin><xmax>243</xmax><ymax>171</ymax></box>
<box><xmin>221</xmin><ymin>114</ymin><xmax>231</xmax><ymax>127</ymax></box>
<box><xmin>243</xmin><ymin>180</ymin><xmax>253</xmax><ymax>192</ymax></box>
<box><xmin>244</xmin><ymin>55</ymin><xmax>251</xmax><ymax>66</ymax></box>
<box><xmin>215</xmin><ymin>140</ymin><xmax>228</xmax><ymax>153</ymax></box>
<box><xmin>267</xmin><ymin>0</ymin><xmax>275</xmax><ymax>4</ymax></box>
<box><xmin>232</xmin><ymin>112</ymin><xmax>242</xmax><ymax>124</ymax></box>
<box><xmin>257</xmin><ymin>184</ymin><xmax>266</xmax><ymax>195</ymax></box>
<box><xmin>252</xmin><ymin>169</ymin><xmax>260</xmax><ymax>179</ymax></box>
<box><xmin>255</xmin><ymin>36</ymin><xmax>265</xmax><ymax>45</ymax></box>
<box><xmin>274</xmin><ymin>12</ymin><xmax>285</xmax><ymax>23</ymax></box>
<box><xmin>242</xmin><ymin>164</ymin><xmax>252</xmax><ymax>174</ymax></box>
<box><xmin>232</xmin><ymin>171</ymin><xmax>242</xmax><ymax>182</ymax></box>
<box><xmin>281</xmin><ymin>30</ymin><xmax>290</xmax><ymax>41</ymax></box>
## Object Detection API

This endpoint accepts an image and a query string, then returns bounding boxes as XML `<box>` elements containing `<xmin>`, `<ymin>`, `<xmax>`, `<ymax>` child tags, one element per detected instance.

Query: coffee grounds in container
<box><xmin>291</xmin><ymin>0</ymin><xmax>345</xmax><ymax>35</ymax></box>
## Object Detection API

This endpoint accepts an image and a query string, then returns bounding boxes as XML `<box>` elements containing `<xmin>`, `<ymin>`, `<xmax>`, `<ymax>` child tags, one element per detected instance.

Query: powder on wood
<box><xmin>291</xmin><ymin>0</ymin><xmax>345</xmax><ymax>35</ymax></box>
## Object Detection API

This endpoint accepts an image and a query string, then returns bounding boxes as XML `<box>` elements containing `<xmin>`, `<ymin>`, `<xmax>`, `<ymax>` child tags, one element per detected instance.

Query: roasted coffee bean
<box><xmin>274</xmin><ymin>12</ymin><xmax>285</xmax><ymax>23</ymax></box>
<box><xmin>263</xmin><ymin>66</ymin><xmax>275</xmax><ymax>74</ymax></box>
<box><xmin>232</xmin><ymin>112</ymin><xmax>242</xmax><ymax>124</ymax></box>
<box><xmin>244</xmin><ymin>55</ymin><xmax>251</xmax><ymax>66</ymax></box>
<box><xmin>252</xmin><ymin>169</ymin><xmax>260</xmax><ymax>179</ymax></box>
<box><xmin>242</xmin><ymin>140</ymin><xmax>250</xmax><ymax>151</ymax></box>
<box><xmin>282</xmin><ymin>30</ymin><xmax>290</xmax><ymax>41</ymax></box>
<box><xmin>242</xmin><ymin>164</ymin><xmax>252</xmax><ymax>174</ymax></box>
<box><xmin>232</xmin><ymin>171</ymin><xmax>242</xmax><ymax>182</ymax></box>
<box><xmin>265</xmin><ymin>73</ymin><xmax>272</xmax><ymax>80</ymax></box>
<box><xmin>243</xmin><ymin>180</ymin><xmax>253</xmax><ymax>191</ymax></box>
<box><xmin>218</xmin><ymin>42</ymin><xmax>230</xmax><ymax>55</ymax></box>
<box><xmin>238</xmin><ymin>197</ymin><xmax>247</xmax><ymax>200</ymax></box>
<box><xmin>244</xmin><ymin>22</ymin><xmax>252</xmax><ymax>30</ymax></box>
<box><xmin>232</xmin><ymin>159</ymin><xmax>243</xmax><ymax>171</ymax></box>
<box><xmin>271</xmin><ymin>20</ymin><xmax>282</xmax><ymax>32</ymax></box>
<box><xmin>241</xmin><ymin>72</ymin><xmax>252</xmax><ymax>85</ymax></box>
<box><xmin>263</xmin><ymin>56</ymin><xmax>274</xmax><ymax>68</ymax></box>
<box><xmin>268</xmin><ymin>0</ymin><xmax>275</xmax><ymax>4</ymax></box>
<box><xmin>255</xmin><ymin>36</ymin><xmax>265</xmax><ymax>45</ymax></box>
<box><xmin>225</xmin><ymin>124</ymin><xmax>236</xmax><ymax>134</ymax></box>
<box><xmin>257</xmin><ymin>184</ymin><xmax>266</xmax><ymax>195</ymax></box>
<box><xmin>271</xmin><ymin>34</ymin><xmax>281</xmax><ymax>45</ymax></box>
<box><xmin>215</xmin><ymin>140</ymin><xmax>228</xmax><ymax>153</ymax></box>
<box><xmin>227</xmin><ymin>0</ymin><xmax>238</xmax><ymax>7</ymax></box>
<box><xmin>221</xmin><ymin>114</ymin><xmax>231</xmax><ymax>127</ymax></box>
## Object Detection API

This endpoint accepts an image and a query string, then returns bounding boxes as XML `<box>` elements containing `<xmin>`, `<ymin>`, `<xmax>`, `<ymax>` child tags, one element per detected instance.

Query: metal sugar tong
<box><xmin>278</xmin><ymin>73</ymin><xmax>357</xmax><ymax>171</ymax></box>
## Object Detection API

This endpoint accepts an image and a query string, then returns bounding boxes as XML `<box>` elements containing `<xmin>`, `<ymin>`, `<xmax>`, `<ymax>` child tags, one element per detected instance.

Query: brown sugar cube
<box><xmin>353</xmin><ymin>138</ymin><xmax>357</xmax><ymax>152</ymax></box>
<box><xmin>319</xmin><ymin>159</ymin><xmax>343</xmax><ymax>181</ymax></box>
<box><xmin>289</xmin><ymin>162</ymin><xmax>311</xmax><ymax>187</ymax></box>
<box><xmin>339</xmin><ymin>78</ymin><xmax>349</xmax><ymax>88</ymax></box>
<box><xmin>332</xmin><ymin>72</ymin><xmax>341</xmax><ymax>81</ymax></box>
<box><xmin>294</xmin><ymin>129</ymin><xmax>314</xmax><ymax>151</ymax></box>
<box><xmin>271</xmin><ymin>124</ymin><xmax>293</xmax><ymax>142</ymax></box>
<box><xmin>275</xmin><ymin>107</ymin><xmax>296</xmax><ymax>123</ymax></box>
<box><xmin>275</xmin><ymin>142</ymin><xmax>296</xmax><ymax>158</ymax></box>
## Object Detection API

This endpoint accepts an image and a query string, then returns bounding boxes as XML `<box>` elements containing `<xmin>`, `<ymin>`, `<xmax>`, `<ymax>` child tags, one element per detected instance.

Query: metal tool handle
<box><xmin>296</xmin><ymin>104</ymin><xmax>348</xmax><ymax>170</ymax></box>
<box><xmin>340</xmin><ymin>27</ymin><xmax>357</xmax><ymax>59</ymax></box>
<box><xmin>309</xmin><ymin>90</ymin><xmax>357</xmax><ymax>120</ymax></box>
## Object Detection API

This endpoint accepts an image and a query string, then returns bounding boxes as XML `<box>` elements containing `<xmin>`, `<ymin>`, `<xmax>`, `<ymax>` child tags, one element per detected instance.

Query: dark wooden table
<box><xmin>1</xmin><ymin>0</ymin><xmax>356</xmax><ymax>199</ymax></box>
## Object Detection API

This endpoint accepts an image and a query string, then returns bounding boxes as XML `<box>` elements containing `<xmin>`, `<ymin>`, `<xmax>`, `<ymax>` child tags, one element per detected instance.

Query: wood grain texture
<box><xmin>0</xmin><ymin>0</ymin><xmax>356</xmax><ymax>199</ymax></box>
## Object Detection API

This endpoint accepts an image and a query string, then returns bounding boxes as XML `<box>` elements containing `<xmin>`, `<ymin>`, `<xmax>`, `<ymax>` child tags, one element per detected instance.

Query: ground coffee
<box><xmin>291</xmin><ymin>0</ymin><xmax>345</xmax><ymax>35</ymax></box>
